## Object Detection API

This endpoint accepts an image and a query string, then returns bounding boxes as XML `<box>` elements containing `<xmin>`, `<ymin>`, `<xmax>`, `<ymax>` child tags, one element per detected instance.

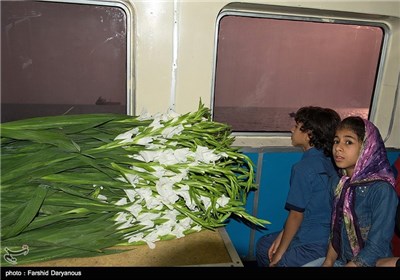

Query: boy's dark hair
<box><xmin>336</xmin><ymin>116</ymin><xmax>366</xmax><ymax>143</ymax></box>
<box><xmin>294</xmin><ymin>106</ymin><xmax>341</xmax><ymax>156</ymax></box>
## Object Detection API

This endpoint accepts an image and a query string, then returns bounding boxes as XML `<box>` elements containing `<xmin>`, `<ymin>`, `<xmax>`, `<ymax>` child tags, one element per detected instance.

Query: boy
<box><xmin>256</xmin><ymin>106</ymin><xmax>340</xmax><ymax>267</ymax></box>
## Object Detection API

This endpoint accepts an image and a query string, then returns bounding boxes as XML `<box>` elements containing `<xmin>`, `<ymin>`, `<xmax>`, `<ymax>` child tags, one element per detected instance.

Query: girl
<box><xmin>322</xmin><ymin>116</ymin><xmax>398</xmax><ymax>267</ymax></box>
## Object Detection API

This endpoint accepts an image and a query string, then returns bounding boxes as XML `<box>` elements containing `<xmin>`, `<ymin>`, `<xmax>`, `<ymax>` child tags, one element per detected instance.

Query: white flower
<box><xmin>166</xmin><ymin>109</ymin><xmax>180</xmax><ymax>121</ymax></box>
<box><xmin>137</xmin><ymin>212</ymin><xmax>161</xmax><ymax>227</ymax></box>
<box><xmin>172</xmin><ymin>148</ymin><xmax>191</xmax><ymax>163</ymax></box>
<box><xmin>126</xmin><ymin>203</ymin><xmax>142</xmax><ymax>217</ymax></box>
<box><xmin>138</xmin><ymin>109</ymin><xmax>152</xmax><ymax>121</ymax></box>
<box><xmin>195</xmin><ymin>146</ymin><xmax>220</xmax><ymax>163</ymax></box>
<box><xmin>171</xmin><ymin>224</ymin><xmax>186</xmax><ymax>238</ymax></box>
<box><xmin>115</xmin><ymin>197</ymin><xmax>128</xmax><ymax>206</ymax></box>
<box><xmin>146</xmin><ymin>143</ymin><xmax>164</xmax><ymax>149</ymax></box>
<box><xmin>115</xmin><ymin>212</ymin><xmax>128</xmax><ymax>223</ymax></box>
<box><xmin>134</xmin><ymin>136</ymin><xmax>154</xmax><ymax>145</ymax></box>
<box><xmin>176</xmin><ymin>184</ymin><xmax>197</xmax><ymax>210</ymax></box>
<box><xmin>152</xmin><ymin>112</ymin><xmax>169</xmax><ymax>123</ymax></box>
<box><xmin>161</xmin><ymin>209</ymin><xmax>179</xmax><ymax>223</ymax></box>
<box><xmin>200</xmin><ymin>195</ymin><xmax>211</xmax><ymax>210</ymax></box>
<box><xmin>151</xmin><ymin>166</ymin><xmax>166</xmax><ymax>178</ymax></box>
<box><xmin>219</xmin><ymin>152</ymin><xmax>229</xmax><ymax>158</ymax></box>
<box><xmin>168</xmin><ymin>141</ymin><xmax>178</xmax><ymax>146</ymax></box>
<box><xmin>155</xmin><ymin>223</ymin><xmax>173</xmax><ymax>236</ymax></box>
<box><xmin>114</xmin><ymin>128</ymin><xmax>139</xmax><ymax>143</ymax></box>
<box><xmin>125</xmin><ymin>174</ymin><xmax>139</xmax><ymax>187</ymax></box>
<box><xmin>161</xmin><ymin>124</ymin><xmax>184</xmax><ymax>138</ymax></box>
<box><xmin>124</xmin><ymin>189</ymin><xmax>137</xmax><ymax>202</ymax></box>
<box><xmin>130</xmin><ymin>166</ymin><xmax>146</xmax><ymax>173</ymax></box>
<box><xmin>179</xmin><ymin>217</ymin><xmax>193</xmax><ymax>229</ymax></box>
<box><xmin>97</xmin><ymin>194</ymin><xmax>107</xmax><ymax>201</ymax></box>
<box><xmin>116</xmin><ymin>176</ymin><xmax>128</xmax><ymax>183</ymax></box>
<box><xmin>134</xmin><ymin>150</ymin><xmax>161</xmax><ymax>162</ymax></box>
<box><xmin>217</xmin><ymin>195</ymin><xmax>230</xmax><ymax>208</ymax></box>
<box><xmin>156</xmin><ymin>177</ymin><xmax>179</xmax><ymax>205</ymax></box>
<box><xmin>157</xmin><ymin>149</ymin><xmax>179</xmax><ymax>165</ymax></box>
<box><xmin>135</xmin><ymin>188</ymin><xmax>163</xmax><ymax>209</ymax></box>
<box><xmin>192</xmin><ymin>225</ymin><xmax>202</xmax><ymax>232</ymax></box>
<box><xmin>169</xmin><ymin>172</ymin><xmax>187</xmax><ymax>184</ymax></box>
<box><xmin>149</xmin><ymin>118</ymin><xmax>164</xmax><ymax>130</ymax></box>
<box><xmin>127</xmin><ymin>232</ymin><xmax>144</xmax><ymax>243</ymax></box>
<box><xmin>171</xmin><ymin>217</ymin><xmax>194</xmax><ymax>238</ymax></box>
<box><xmin>135</xmin><ymin>188</ymin><xmax>152</xmax><ymax>200</ymax></box>
<box><xmin>115</xmin><ymin>212</ymin><xmax>135</xmax><ymax>229</ymax></box>
<box><xmin>143</xmin><ymin>231</ymin><xmax>159</xmax><ymax>249</ymax></box>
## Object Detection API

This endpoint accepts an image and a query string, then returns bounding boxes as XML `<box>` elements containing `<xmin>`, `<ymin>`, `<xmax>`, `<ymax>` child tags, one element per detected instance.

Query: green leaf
<box><xmin>2</xmin><ymin>185</ymin><xmax>48</xmax><ymax>239</ymax></box>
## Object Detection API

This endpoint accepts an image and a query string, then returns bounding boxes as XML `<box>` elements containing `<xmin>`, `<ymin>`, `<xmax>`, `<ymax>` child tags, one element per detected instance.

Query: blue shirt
<box><xmin>331</xmin><ymin>179</ymin><xmax>398</xmax><ymax>267</ymax></box>
<box><xmin>285</xmin><ymin>147</ymin><xmax>339</xmax><ymax>246</ymax></box>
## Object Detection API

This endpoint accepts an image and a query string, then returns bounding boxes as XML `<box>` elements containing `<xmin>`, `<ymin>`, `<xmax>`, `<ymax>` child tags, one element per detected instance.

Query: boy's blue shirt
<box><xmin>285</xmin><ymin>147</ymin><xmax>339</xmax><ymax>246</ymax></box>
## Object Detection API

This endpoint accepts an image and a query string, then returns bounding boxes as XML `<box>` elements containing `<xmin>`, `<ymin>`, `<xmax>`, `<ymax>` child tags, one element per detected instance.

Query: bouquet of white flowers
<box><xmin>1</xmin><ymin>102</ymin><xmax>269</xmax><ymax>266</ymax></box>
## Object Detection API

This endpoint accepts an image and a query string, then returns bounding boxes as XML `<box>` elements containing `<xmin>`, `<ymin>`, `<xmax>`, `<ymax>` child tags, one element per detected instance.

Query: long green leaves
<box><xmin>1</xmin><ymin>102</ymin><xmax>269</xmax><ymax>266</ymax></box>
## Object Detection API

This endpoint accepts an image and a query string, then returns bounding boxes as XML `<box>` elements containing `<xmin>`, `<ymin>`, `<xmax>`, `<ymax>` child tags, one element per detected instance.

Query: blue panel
<box><xmin>388</xmin><ymin>150</ymin><xmax>400</xmax><ymax>165</ymax></box>
<box><xmin>225</xmin><ymin>152</ymin><xmax>258</xmax><ymax>259</ymax></box>
<box><xmin>226</xmin><ymin>151</ymin><xmax>302</xmax><ymax>259</ymax></box>
<box><xmin>253</xmin><ymin>151</ymin><xmax>302</xmax><ymax>259</ymax></box>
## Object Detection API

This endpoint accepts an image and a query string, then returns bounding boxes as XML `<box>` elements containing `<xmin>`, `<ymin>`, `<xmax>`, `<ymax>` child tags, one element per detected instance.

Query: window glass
<box><xmin>1</xmin><ymin>1</ymin><xmax>128</xmax><ymax>122</ymax></box>
<box><xmin>212</xmin><ymin>14</ymin><xmax>384</xmax><ymax>133</ymax></box>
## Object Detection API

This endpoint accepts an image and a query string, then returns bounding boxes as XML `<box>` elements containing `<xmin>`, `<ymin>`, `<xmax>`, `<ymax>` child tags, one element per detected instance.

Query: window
<box><xmin>1</xmin><ymin>0</ymin><xmax>131</xmax><ymax>122</ymax></box>
<box><xmin>212</xmin><ymin>11</ymin><xmax>385</xmax><ymax>134</ymax></box>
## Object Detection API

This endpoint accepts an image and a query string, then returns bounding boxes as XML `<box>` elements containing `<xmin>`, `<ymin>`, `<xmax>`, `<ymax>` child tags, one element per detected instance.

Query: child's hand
<box><xmin>268</xmin><ymin>242</ymin><xmax>277</xmax><ymax>261</ymax></box>
<box><xmin>269</xmin><ymin>251</ymin><xmax>283</xmax><ymax>267</ymax></box>
<box><xmin>268</xmin><ymin>231</ymin><xmax>283</xmax><ymax>261</ymax></box>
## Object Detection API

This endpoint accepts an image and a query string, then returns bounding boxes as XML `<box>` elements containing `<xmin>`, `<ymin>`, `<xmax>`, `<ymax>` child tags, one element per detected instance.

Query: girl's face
<box><xmin>333</xmin><ymin>127</ymin><xmax>363</xmax><ymax>177</ymax></box>
<box><xmin>291</xmin><ymin>122</ymin><xmax>311</xmax><ymax>151</ymax></box>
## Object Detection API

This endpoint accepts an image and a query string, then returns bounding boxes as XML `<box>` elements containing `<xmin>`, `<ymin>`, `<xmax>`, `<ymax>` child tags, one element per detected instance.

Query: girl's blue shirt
<box><xmin>331</xmin><ymin>178</ymin><xmax>398</xmax><ymax>266</ymax></box>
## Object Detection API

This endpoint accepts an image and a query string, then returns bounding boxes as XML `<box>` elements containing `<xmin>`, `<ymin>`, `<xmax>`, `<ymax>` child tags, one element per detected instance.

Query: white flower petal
<box><xmin>155</xmin><ymin>223</ymin><xmax>173</xmax><ymax>236</ymax></box>
<box><xmin>144</xmin><ymin>231</ymin><xmax>159</xmax><ymax>249</ymax></box>
<box><xmin>115</xmin><ymin>213</ymin><xmax>135</xmax><ymax>229</ymax></box>
<box><xmin>157</xmin><ymin>149</ymin><xmax>179</xmax><ymax>165</ymax></box>
<box><xmin>97</xmin><ymin>194</ymin><xmax>107</xmax><ymax>201</ymax></box>
<box><xmin>135</xmin><ymin>136</ymin><xmax>154</xmax><ymax>145</ymax></box>
<box><xmin>126</xmin><ymin>204</ymin><xmax>142</xmax><ymax>217</ymax></box>
<box><xmin>172</xmin><ymin>148</ymin><xmax>191</xmax><ymax>163</ymax></box>
<box><xmin>114</xmin><ymin>128</ymin><xmax>139</xmax><ymax>143</ymax></box>
<box><xmin>156</xmin><ymin>178</ymin><xmax>179</xmax><ymax>205</ymax></box>
<box><xmin>125</xmin><ymin>174</ymin><xmax>139</xmax><ymax>187</ymax></box>
<box><xmin>161</xmin><ymin>124</ymin><xmax>184</xmax><ymax>139</ymax></box>
<box><xmin>116</xmin><ymin>176</ymin><xmax>128</xmax><ymax>183</ymax></box>
<box><xmin>195</xmin><ymin>146</ymin><xmax>221</xmax><ymax>163</ymax></box>
<box><xmin>137</xmin><ymin>212</ymin><xmax>160</xmax><ymax>227</ymax></box>
<box><xmin>124</xmin><ymin>189</ymin><xmax>137</xmax><ymax>202</ymax></box>
<box><xmin>137</xmin><ymin>108</ymin><xmax>153</xmax><ymax>120</ymax></box>
<box><xmin>127</xmin><ymin>232</ymin><xmax>144</xmax><ymax>243</ymax></box>
<box><xmin>200</xmin><ymin>195</ymin><xmax>211</xmax><ymax>210</ymax></box>
<box><xmin>166</xmin><ymin>109</ymin><xmax>180</xmax><ymax>121</ymax></box>
<box><xmin>217</xmin><ymin>195</ymin><xmax>230</xmax><ymax>208</ymax></box>
<box><xmin>171</xmin><ymin>225</ymin><xmax>186</xmax><ymax>238</ymax></box>
<box><xmin>115</xmin><ymin>197</ymin><xmax>127</xmax><ymax>206</ymax></box>
<box><xmin>134</xmin><ymin>150</ymin><xmax>161</xmax><ymax>162</ymax></box>
<box><xmin>192</xmin><ymin>225</ymin><xmax>202</xmax><ymax>232</ymax></box>
<box><xmin>149</xmin><ymin>119</ymin><xmax>164</xmax><ymax>130</ymax></box>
